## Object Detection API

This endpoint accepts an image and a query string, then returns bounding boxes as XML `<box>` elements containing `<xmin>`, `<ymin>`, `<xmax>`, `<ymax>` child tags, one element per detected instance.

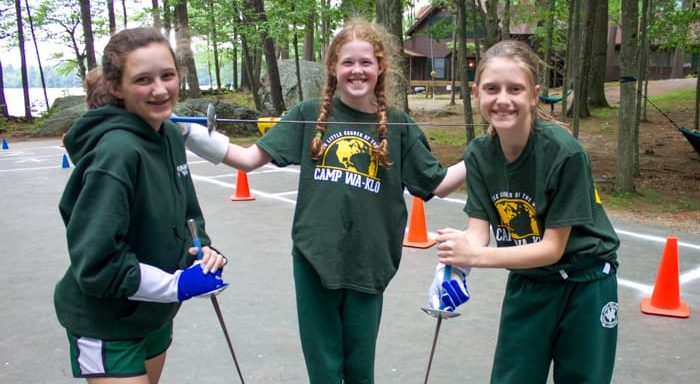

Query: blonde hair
<box><xmin>474</xmin><ymin>40</ymin><xmax>566</xmax><ymax>136</ymax></box>
<box><xmin>310</xmin><ymin>18</ymin><xmax>401</xmax><ymax>168</ymax></box>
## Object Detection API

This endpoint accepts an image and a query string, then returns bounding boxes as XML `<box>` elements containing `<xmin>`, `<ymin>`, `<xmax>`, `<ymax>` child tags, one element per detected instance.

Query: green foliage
<box><xmin>648</xmin><ymin>1</ymin><xmax>699</xmax><ymax>52</ymax></box>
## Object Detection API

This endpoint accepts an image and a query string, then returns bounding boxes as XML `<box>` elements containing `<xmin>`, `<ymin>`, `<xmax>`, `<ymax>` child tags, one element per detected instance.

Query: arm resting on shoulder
<box><xmin>433</xmin><ymin>161</ymin><xmax>466</xmax><ymax>198</ymax></box>
<box><xmin>221</xmin><ymin>143</ymin><xmax>272</xmax><ymax>172</ymax></box>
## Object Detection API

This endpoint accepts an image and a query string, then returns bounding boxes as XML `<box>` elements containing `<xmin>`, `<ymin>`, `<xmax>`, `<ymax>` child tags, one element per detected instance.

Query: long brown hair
<box><xmin>474</xmin><ymin>40</ymin><xmax>566</xmax><ymax>136</ymax></box>
<box><xmin>310</xmin><ymin>18</ymin><xmax>399</xmax><ymax>168</ymax></box>
<box><xmin>85</xmin><ymin>27</ymin><xmax>176</xmax><ymax>109</ymax></box>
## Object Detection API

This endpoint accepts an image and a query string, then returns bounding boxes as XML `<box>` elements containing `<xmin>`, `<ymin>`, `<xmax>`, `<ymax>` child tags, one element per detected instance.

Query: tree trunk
<box><xmin>501</xmin><ymin>0</ymin><xmax>510</xmax><ymax>40</ymax></box>
<box><xmin>470</xmin><ymin>0</ymin><xmax>481</xmax><ymax>63</ymax></box>
<box><xmin>484</xmin><ymin>0</ymin><xmax>500</xmax><ymax>48</ymax></box>
<box><xmin>238</xmin><ymin>7</ymin><xmax>263</xmax><ymax>110</ymax></box>
<box><xmin>376</xmin><ymin>0</ymin><xmax>409</xmax><ymax>113</ymax></box>
<box><xmin>0</xmin><ymin>58</ymin><xmax>8</xmax><ymax>117</ymax></box>
<box><xmin>174</xmin><ymin>2</ymin><xmax>201</xmax><ymax>98</ymax></box>
<box><xmin>14</xmin><ymin>0</ymin><xmax>32</xmax><ymax>120</ymax></box>
<box><xmin>695</xmin><ymin>60</ymin><xmax>699</xmax><ymax>130</ymax></box>
<box><xmin>163</xmin><ymin>1</ymin><xmax>172</xmax><ymax>36</ymax></box>
<box><xmin>209</xmin><ymin>0</ymin><xmax>221</xmax><ymax>90</ymax></box>
<box><xmin>616</xmin><ymin>0</ymin><xmax>638</xmax><ymax>193</ymax></box>
<box><xmin>303</xmin><ymin>10</ymin><xmax>315</xmax><ymax>62</ymax></box>
<box><xmin>449</xmin><ymin>22</ymin><xmax>457</xmax><ymax>106</ymax></box>
<box><xmin>232</xmin><ymin>31</ymin><xmax>239</xmax><ymax>90</ymax></box>
<box><xmin>151</xmin><ymin>0</ymin><xmax>161</xmax><ymax>31</ymax></box>
<box><xmin>572</xmin><ymin>0</ymin><xmax>594</xmax><ymax>130</ymax></box>
<box><xmin>634</xmin><ymin>0</ymin><xmax>651</xmax><ymax>174</ymax></box>
<box><xmin>24</xmin><ymin>0</ymin><xmax>49</xmax><ymax>110</ymax></box>
<box><xmin>588</xmin><ymin>0</ymin><xmax>609</xmax><ymax>108</ymax></box>
<box><xmin>560</xmin><ymin>0</ymin><xmax>576</xmax><ymax>121</ymax></box>
<box><xmin>320</xmin><ymin>0</ymin><xmax>331</xmax><ymax>63</ymax></box>
<box><xmin>246</xmin><ymin>0</ymin><xmax>285</xmax><ymax>114</ymax></box>
<box><xmin>108</xmin><ymin>0</ymin><xmax>117</xmax><ymax>34</ymax></box>
<box><xmin>457</xmin><ymin>0</ymin><xmax>475</xmax><ymax>142</ymax></box>
<box><xmin>605</xmin><ymin>24</ymin><xmax>616</xmax><ymax>80</ymax></box>
<box><xmin>79</xmin><ymin>0</ymin><xmax>97</xmax><ymax>70</ymax></box>
<box><xmin>278</xmin><ymin>23</ymin><xmax>290</xmax><ymax>60</ymax></box>
<box><xmin>542</xmin><ymin>0</ymin><xmax>556</xmax><ymax>95</ymax></box>
<box><xmin>293</xmin><ymin>22</ymin><xmax>304</xmax><ymax>102</ymax></box>
<box><xmin>121</xmin><ymin>0</ymin><xmax>128</xmax><ymax>28</ymax></box>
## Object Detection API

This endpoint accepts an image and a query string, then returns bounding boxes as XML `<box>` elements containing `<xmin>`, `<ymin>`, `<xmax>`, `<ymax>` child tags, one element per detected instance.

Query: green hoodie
<box><xmin>54</xmin><ymin>106</ymin><xmax>210</xmax><ymax>339</ymax></box>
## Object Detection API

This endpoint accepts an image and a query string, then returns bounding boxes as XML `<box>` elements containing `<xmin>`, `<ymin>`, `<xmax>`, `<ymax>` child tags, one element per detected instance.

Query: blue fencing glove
<box><xmin>428</xmin><ymin>263</ymin><xmax>470</xmax><ymax>312</ymax></box>
<box><xmin>177</xmin><ymin>263</ymin><xmax>228</xmax><ymax>300</ymax></box>
<box><xmin>129</xmin><ymin>263</ymin><xmax>228</xmax><ymax>303</ymax></box>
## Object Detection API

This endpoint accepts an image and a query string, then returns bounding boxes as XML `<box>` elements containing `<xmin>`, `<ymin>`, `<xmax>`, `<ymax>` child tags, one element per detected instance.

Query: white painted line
<box><xmin>617</xmin><ymin>278</ymin><xmax>653</xmax><ymax>295</ymax></box>
<box><xmin>0</xmin><ymin>165</ymin><xmax>63</xmax><ymax>173</ymax></box>
<box><xmin>680</xmin><ymin>266</ymin><xmax>700</xmax><ymax>284</ymax></box>
<box><xmin>274</xmin><ymin>191</ymin><xmax>298</xmax><ymax>197</ymax></box>
<box><xmin>191</xmin><ymin>174</ymin><xmax>297</xmax><ymax>204</ymax></box>
<box><xmin>615</xmin><ymin>229</ymin><xmax>700</xmax><ymax>251</ymax></box>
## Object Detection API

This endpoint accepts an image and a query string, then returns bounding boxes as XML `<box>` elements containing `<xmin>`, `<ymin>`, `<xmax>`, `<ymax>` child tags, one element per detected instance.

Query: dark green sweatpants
<box><xmin>491</xmin><ymin>270</ymin><xmax>618</xmax><ymax>383</ymax></box>
<box><xmin>293</xmin><ymin>254</ymin><xmax>383</xmax><ymax>384</ymax></box>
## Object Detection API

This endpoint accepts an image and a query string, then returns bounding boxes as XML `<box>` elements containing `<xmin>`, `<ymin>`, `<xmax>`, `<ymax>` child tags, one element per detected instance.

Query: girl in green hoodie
<box><xmin>55</xmin><ymin>28</ymin><xmax>228</xmax><ymax>383</ymax></box>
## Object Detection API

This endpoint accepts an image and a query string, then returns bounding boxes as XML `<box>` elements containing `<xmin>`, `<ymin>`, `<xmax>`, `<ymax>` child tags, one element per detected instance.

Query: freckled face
<box><xmin>109</xmin><ymin>42</ymin><xmax>178</xmax><ymax>131</ymax></box>
<box><xmin>472</xmin><ymin>57</ymin><xmax>540</xmax><ymax>136</ymax></box>
<box><xmin>333</xmin><ymin>39</ymin><xmax>383</xmax><ymax>112</ymax></box>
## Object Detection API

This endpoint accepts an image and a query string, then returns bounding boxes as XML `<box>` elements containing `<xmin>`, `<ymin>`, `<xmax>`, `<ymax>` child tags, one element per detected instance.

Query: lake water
<box><xmin>3</xmin><ymin>87</ymin><xmax>85</xmax><ymax>117</ymax></box>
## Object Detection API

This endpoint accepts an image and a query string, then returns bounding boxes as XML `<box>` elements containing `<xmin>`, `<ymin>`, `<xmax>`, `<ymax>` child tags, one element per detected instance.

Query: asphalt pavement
<box><xmin>1</xmin><ymin>138</ymin><xmax>698</xmax><ymax>383</ymax></box>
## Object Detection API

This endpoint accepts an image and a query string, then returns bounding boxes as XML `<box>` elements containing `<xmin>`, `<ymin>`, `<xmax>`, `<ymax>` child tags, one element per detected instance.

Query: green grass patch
<box><xmin>424</xmin><ymin>126</ymin><xmax>468</xmax><ymax>146</ymax></box>
<box><xmin>602</xmin><ymin>187</ymin><xmax>700</xmax><ymax>213</ymax></box>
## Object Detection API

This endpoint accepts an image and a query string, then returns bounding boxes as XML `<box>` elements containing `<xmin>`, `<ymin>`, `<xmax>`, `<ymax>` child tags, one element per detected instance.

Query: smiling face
<box><xmin>333</xmin><ymin>39</ymin><xmax>383</xmax><ymax>112</ymax></box>
<box><xmin>472</xmin><ymin>57</ymin><xmax>540</xmax><ymax>138</ymax></box>
<box><xmin>108</xmin><ymin>42</ymin><xmax>179</xmax><ymax>131</ymax></box>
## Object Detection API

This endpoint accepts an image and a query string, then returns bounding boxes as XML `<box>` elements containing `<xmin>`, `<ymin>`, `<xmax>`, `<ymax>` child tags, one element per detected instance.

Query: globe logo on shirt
<box><xmin>322</xmin><ymin>137</ymin><xmax>379</xmax><ymax>178</ymax></box>
<box><xmin>494</xmin><ymin>198</ymin><xmax>540</xmax><ymax>240</ymax></box>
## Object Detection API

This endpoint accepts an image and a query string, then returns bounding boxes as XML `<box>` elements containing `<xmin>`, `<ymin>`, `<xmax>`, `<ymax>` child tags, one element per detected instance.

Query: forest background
<box><xmin>0</xmin><ymin>0</ymin><xmax>698</xmax><ymax>232</ymax></box>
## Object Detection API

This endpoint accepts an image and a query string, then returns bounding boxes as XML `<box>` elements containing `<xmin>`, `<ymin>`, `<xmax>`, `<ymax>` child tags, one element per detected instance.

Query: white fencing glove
<box><xmin>129</xmin><ymin>263</ymin><xmax>228</xmax><ymax>303</ymax></box>
<box><xmin>428</xmin><ymin>263</ymin><xmax>470</xmax><ymax>312</ymax></box>
<box><xmin>181</xmin><ymin>121</ymin><xmax>230</xmax><ymax>164</ymax></box>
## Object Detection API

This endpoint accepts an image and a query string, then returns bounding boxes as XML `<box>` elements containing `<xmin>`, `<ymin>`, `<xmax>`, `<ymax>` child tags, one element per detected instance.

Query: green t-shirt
<box><xmin>257</xmin><ymin>98</ymin><xmax>447</xmax><ymax>293</ymax></box>
<box><xmin>464</xmin><ymin>120</ymin><xmax>619</xmax><ymax>280</ymax></box>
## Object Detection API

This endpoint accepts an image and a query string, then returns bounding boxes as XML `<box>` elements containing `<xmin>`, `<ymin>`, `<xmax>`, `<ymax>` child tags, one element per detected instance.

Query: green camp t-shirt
<box><xmin>257</xmin><ymin>98</ymin><xmax>447</xmax><ymax>293</ymax></box>
<box><xmin>464</xmin><ymin>120</ymin><xmax>619</xmax><ymax>279</ymax></box>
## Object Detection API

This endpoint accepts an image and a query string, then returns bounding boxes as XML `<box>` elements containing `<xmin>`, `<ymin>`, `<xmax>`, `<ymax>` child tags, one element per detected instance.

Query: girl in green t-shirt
<box><xmin>432</xmin><ymin>40</ymin><xmax>620</xmax><ymax>383</ymax></box>
<box><xmin>185</xmin><ymin>17</ymin><xmax>466</xmax><ymax>383</ymax></box>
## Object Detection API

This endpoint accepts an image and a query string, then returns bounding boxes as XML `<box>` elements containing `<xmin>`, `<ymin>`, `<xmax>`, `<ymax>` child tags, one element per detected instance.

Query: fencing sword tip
<box><xmin>421</xmin><ymin>306</ymin><xmax>461</xmax><ymax>319</ymax></box>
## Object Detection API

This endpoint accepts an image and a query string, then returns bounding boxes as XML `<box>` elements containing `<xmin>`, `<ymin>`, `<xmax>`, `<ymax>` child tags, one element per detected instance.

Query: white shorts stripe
<box><xmin>76</xmin><ymin>337</ymin><xmax>105</xmax><ymax>375</ymax></box>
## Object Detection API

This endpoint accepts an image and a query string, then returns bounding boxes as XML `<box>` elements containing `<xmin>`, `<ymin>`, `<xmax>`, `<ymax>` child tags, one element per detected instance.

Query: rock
<box><xmin>34</xmin><ymin>96</ymin><xmax>260</xmax><ymax>138</ymax></box>
<box><xmin>175</xmin><ymin>98</ymin><xmax>260</xmax><ymax>136</ymax></box>
<box><xmin>34</xmin><ymin>104</ymin><xmax>87</xmax><ymax>137</ymax></box>
<box><xmin>258</xmin><ymin>59</ymin><xmax>325</xmax><ymax>115</ymax></box>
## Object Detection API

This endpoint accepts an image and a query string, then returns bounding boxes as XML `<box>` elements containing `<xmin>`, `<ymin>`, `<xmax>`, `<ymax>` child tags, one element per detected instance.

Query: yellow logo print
<box><xmin>494</xmin><ymin>198</ymin><xmax>540</xmax><ymax>240</ymax></box>
<box><xmin>321</xmin><ymin>137</ymin><xmax>379</xmax><ymax>178</ymax></box>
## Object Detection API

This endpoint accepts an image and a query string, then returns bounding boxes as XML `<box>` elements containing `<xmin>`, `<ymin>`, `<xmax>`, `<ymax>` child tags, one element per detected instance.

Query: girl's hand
<box><xmin>435</xmin><ymin>228</ymin><xmax>480</xmax><ymax>268</ymax></box>
<box><xmin>189</xmin><ymin>246</ymin><xmax>228</xmax><ymax>274</ymax></box>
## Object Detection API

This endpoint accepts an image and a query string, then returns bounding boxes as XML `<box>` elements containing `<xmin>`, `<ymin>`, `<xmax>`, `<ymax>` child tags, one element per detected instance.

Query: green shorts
<box><xmin>66</xmin><ymin>321</ymin><xmax>173</xmax><ymax>378</ymax></box>
<box><xmin>491</xmin><ymin>265</ymin><xmax>618</xmax><ymax>384</ymax></box>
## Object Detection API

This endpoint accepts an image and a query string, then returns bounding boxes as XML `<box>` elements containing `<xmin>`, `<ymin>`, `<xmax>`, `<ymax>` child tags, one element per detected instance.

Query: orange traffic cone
<box><xmin>640</xmin><ymin>236</ymin><xmax>690</xmax><ymax>318</ymax></box>
<box><xmin>403</xmin><ymin>196</ymin><xmax>436</xmax><ymax>248</ymax></box>
<box><xmin>230</xmin><ymin>170</ymin><xmax>255</xmax><ymax>201</ymax></box>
